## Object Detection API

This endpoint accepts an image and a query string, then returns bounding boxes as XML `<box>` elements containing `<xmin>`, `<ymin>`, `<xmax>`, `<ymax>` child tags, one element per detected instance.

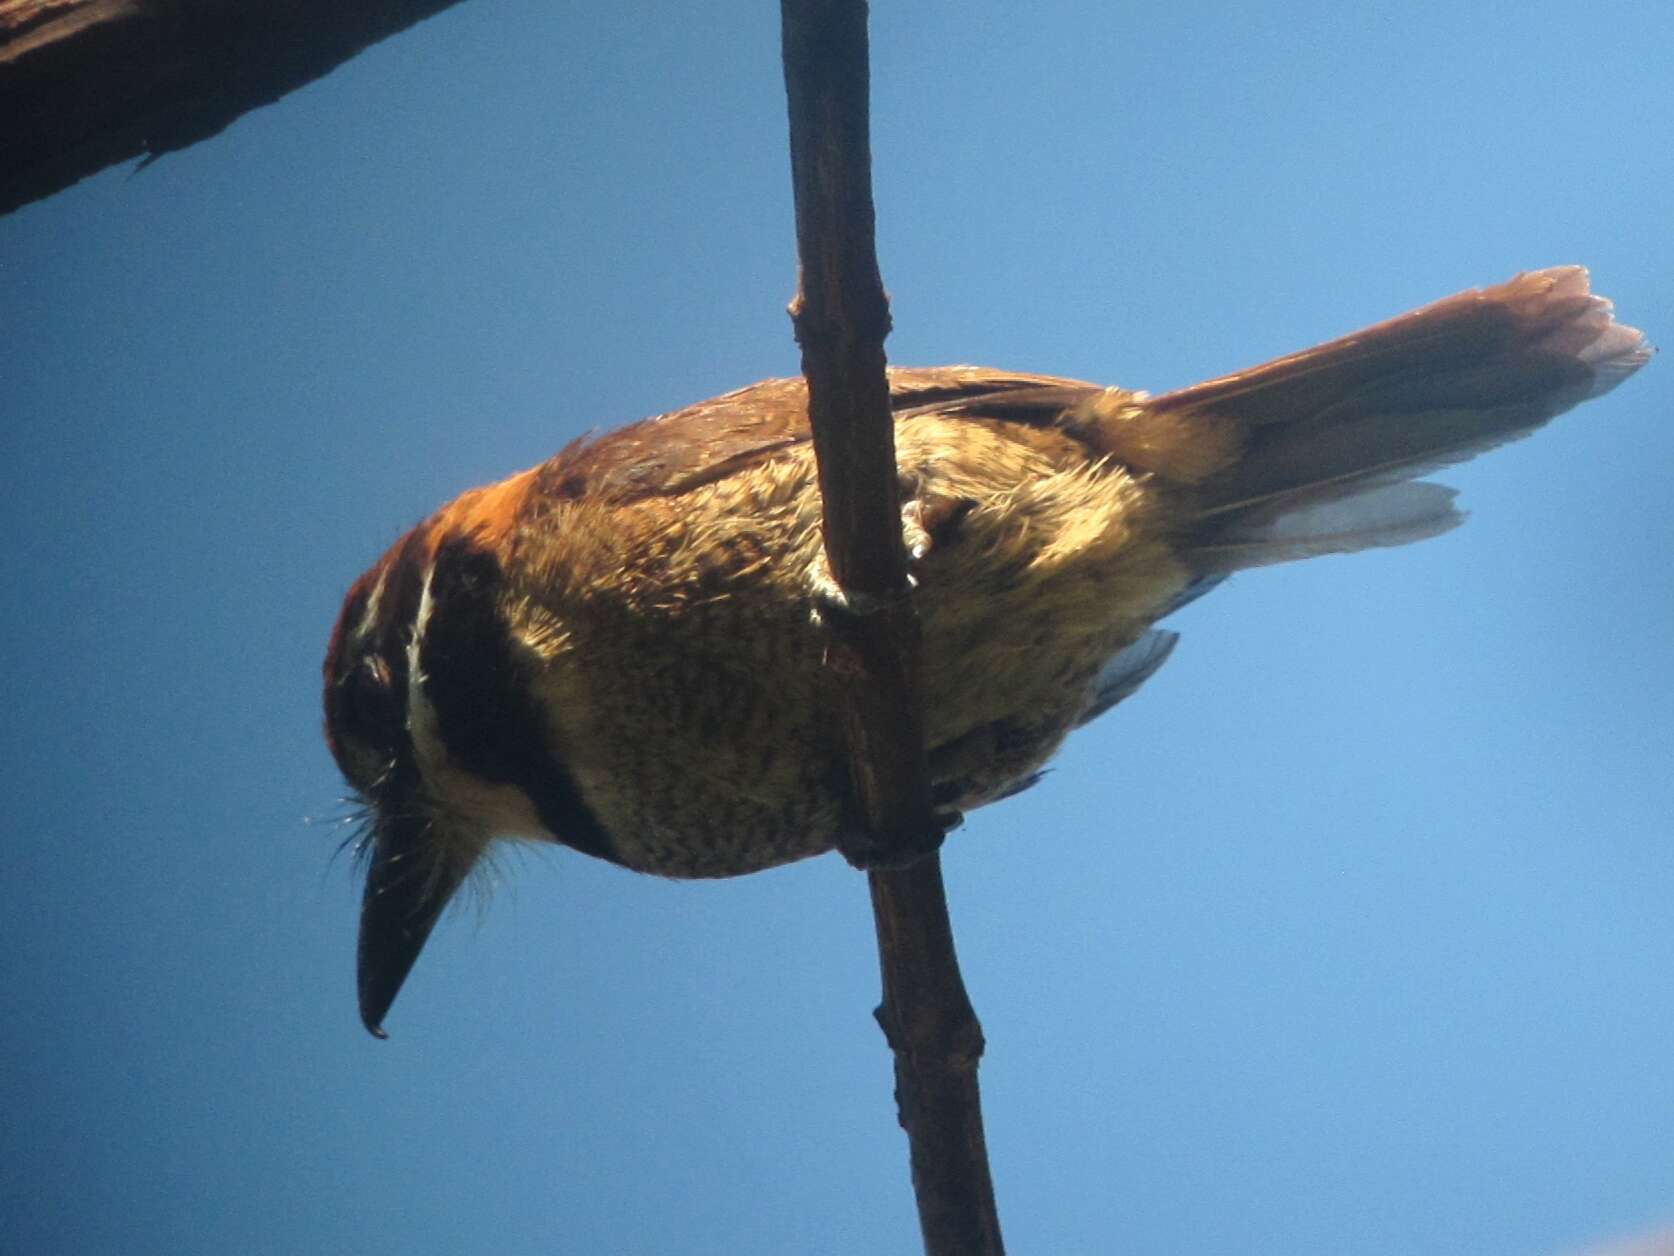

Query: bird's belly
<box><xmin>542</xmin><ymin>590</ymin><xmax>1160</xmax><ymax>878</ymax></box>
<box><xmin>531</xmin><ymin>593</ymin><xmax>843</xmax><ymax>876</ymax></box>
<box><xmin>530</xmin><ymin>443</ymin><xmax>1186</xmax><ymax>877</ymax></box>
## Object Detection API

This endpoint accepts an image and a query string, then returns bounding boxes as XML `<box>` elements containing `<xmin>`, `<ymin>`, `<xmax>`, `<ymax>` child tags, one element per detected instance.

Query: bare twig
<box><xmin>0</xmin><ymin>0</ymin><xmax>468</xmax><ymax>216</ymax></box>
<box><xmin>779</xmin><ymin>2</ymin><xmax>1003</xmax><ymax>1251</ymax></box>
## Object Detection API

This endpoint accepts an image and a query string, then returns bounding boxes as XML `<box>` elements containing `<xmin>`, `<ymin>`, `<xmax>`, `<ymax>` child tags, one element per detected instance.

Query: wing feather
<box><xmin>536</xmin><ymin>367</ymin><xmax>1103</xmax><ymax>504</ymax></box>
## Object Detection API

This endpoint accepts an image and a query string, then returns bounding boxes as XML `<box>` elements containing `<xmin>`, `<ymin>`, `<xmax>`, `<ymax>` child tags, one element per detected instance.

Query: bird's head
<box><xmin>323</xmin><ymin>474</ymin><xmax>563</xmax><ymax>1037</ymax></box>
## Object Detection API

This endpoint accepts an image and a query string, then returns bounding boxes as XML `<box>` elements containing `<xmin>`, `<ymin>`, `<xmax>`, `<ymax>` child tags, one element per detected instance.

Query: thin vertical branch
<box><xmin>867</xmin><ymin>858</ymin><xmax>1003</xmax><ymax>1255</ymax></box>
<box><xmin>779</xmin><ymin>2</ymin><xmax>1004</xmax><ymax>1252</ymax></box>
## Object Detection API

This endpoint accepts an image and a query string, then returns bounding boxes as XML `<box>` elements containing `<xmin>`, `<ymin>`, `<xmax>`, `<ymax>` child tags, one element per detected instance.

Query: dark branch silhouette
<box><xmin>779</xmin><ymin>2</ymin><xmax>1004</xmax><ymax>1251</ymax></box>
<box><xmin>0</xmin><ymin>0</ymin><xmax>468</xmax><ymax>216</ymax></box>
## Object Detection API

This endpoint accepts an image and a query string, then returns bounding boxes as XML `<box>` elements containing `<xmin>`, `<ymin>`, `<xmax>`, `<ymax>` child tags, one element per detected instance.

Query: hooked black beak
<box><xmin>357</xmin><ymin>813</ymin><xmax>469</xmax><ymax>1038</ymax></box>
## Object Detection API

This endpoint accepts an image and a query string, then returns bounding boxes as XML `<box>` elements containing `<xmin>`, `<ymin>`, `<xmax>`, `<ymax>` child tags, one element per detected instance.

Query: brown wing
<box><xmin>533</xmin><ymin>366</ymin><xmax>1104</xmax><ymax>504</ymax></box>
<box><xmin>532</xmin><ymin>268</ymin><xmax>1648</xmax><ymax>518</ymax></box>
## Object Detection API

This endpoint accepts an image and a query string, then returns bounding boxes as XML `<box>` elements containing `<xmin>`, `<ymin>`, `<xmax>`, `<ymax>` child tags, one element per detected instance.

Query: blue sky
<box><xmin>4</xmin><ymin>3</ymin><xmax>1672</xmax><ymax>1253</ymax></box>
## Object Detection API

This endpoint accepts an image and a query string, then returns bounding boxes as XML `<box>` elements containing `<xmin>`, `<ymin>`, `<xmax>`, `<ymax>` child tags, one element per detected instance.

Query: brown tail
<box><xmin>1135</xmin><ymin>267</ymin><xmax>1651</xmax><ymax>571</ymax></box>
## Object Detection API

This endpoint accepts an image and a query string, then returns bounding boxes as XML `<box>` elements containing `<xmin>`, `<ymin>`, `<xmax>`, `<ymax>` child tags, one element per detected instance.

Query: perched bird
<box><xmin>324</xmin><ymin>266</ymin><xmax>1649</xmax><ymax>1036</ymax></box>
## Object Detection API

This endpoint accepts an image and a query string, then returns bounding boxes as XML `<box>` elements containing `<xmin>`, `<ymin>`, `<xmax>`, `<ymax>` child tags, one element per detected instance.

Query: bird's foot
<box><xmin>835</xmin><ymin>807</ymin><xmax>961</xmax><ymax>871</ymax></box>
<box><xmin>806</xmin><ymin>558</ymin><xmax>916</xmax><ymax>630</ymax></box>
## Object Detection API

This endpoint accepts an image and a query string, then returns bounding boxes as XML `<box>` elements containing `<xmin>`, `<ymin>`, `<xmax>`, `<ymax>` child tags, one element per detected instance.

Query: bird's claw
<box><xmin>807</xmin><ymin>563</ymin><xmax>916</xmax><ymax>630</ymax></box>
<box><xmin>836</xmin><ymin>807</ymin><xmax>962</xmax><ymax>871</ymax></box>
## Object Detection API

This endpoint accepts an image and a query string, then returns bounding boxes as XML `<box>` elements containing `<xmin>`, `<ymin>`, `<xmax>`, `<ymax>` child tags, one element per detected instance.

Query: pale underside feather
<box><xmin>1193</xmin><ymin>480</ymin><xmax>1464</xmax><ymax>570</ymax></box>
<box><xmin>1076</xmin><ymin>628</ymin><xmax>1181</xmax><ymax>727</ymax></box>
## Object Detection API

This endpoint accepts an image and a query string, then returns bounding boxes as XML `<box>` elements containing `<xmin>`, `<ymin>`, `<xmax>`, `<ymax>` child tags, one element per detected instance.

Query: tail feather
<box><xmin>1193</xmin><ymin>481</ymin><xmax>1462</xmax><ymax>571</ymax></box>
<box><xmin>1131</xmin><ymin>267</ymin><xmax>1650</xmax><ymax>570</ymax></box>
<box><xmin>1149</xmin><ymin>266</ymin><xmax>1643</xmax><ymax>428</ymax></box>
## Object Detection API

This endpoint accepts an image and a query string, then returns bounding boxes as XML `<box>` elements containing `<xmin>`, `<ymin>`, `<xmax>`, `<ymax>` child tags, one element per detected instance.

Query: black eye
<box><xmin>338</xmin><ymin>653</ymin><xmax>405</xmax><ymax>752</ymax></box>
